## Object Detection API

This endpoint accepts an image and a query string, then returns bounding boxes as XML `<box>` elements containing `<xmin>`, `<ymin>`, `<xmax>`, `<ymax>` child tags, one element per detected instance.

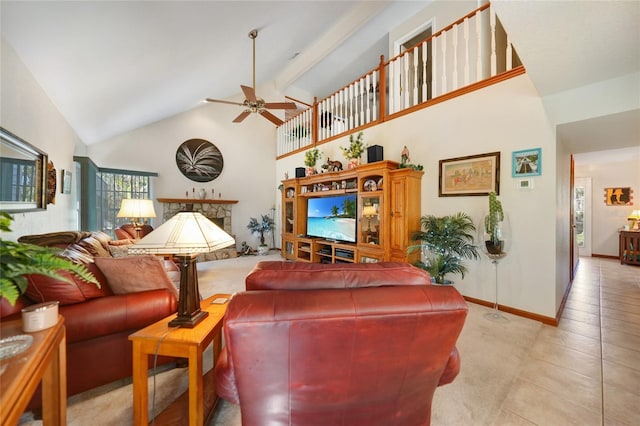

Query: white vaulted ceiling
<box><xmin>1</xmin><ymin>0</ymin><xmax>639</xmax><ymax>150</ymax></box>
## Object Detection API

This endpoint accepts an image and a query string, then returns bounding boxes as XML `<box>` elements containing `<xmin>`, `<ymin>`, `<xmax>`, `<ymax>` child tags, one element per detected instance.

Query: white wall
<box><xmin>0</xmin><ymin>38</ymin><xmax>85</xmax><ymax>240</ymax></box>
<box><xmin>576</xmin><ymin>157</ymin><xmax>640</xmax><ymax>256</ymax></box>
<box><xmin>88</xmin><ymin>82</ymin><xmax>284</xmax><ymax>249</ymax></box>
<box><xmin>277</xmin><ymin>73</ymin><xmax>559</xmax><ymax>318</ymax></box>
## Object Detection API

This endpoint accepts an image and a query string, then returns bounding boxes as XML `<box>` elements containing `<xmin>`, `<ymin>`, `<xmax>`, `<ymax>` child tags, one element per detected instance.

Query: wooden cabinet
<box><xmin>389</xmin><ymin>169</ymin><xmax>422</xmax><ymax>263</ymax></box>
<box><xmin>281</xmin><ymin>160</ymin><xmax>423</xmax><ymax>264</ymax></box>
<box><xmin>619</xmin><ymin>230</ymin><xmax>640</xmax><ymax>266</ymax></box>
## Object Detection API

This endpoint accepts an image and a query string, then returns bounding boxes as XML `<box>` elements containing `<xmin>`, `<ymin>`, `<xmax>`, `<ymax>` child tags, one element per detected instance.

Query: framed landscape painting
<box><xmin>439</xmin><ymin>152</ymin><xmax>500</xmax><ymax>197</ymax></box>
<box><xmin>512</xmin><ymin>148</ymin><xmax>541</xmax><ymax>177</ymax></box>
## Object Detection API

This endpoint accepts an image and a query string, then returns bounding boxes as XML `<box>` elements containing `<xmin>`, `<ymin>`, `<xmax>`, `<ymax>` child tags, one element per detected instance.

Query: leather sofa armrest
<box><xmin>438</xmin><ymin>346</ymin><xmax>461</xmax><ymax>386</ymax></box>
<box><xmin>214</xmin><ymin>348</ymin><xmax>240</xmax><ymax>404</ymax></box>
<box><xmin>61</xmin><ymin>289</ymin><xmax>177</xmax><ymax>343</ymax></box>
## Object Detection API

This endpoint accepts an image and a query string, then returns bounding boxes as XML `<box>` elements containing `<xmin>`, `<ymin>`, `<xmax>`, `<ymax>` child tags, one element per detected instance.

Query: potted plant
<box><xmin>340</xmin><ymin>131</ymin><xmax>366</xmax><ymax>168</ymax></box>
<box><xmin>0</xmin><ymin>212</ymin><xmax>99</xmax><ymax>306</ymax></box>
<box><xmin>410</xmin><ymin>212</ymin><xmax>480</xmax><ymax>284</ymax></box>
<box><xmin>483</xmin><ymin>191</ymin><xmax>505</xmax><ymax>255</ymax></box>
<box><xmin>304</xmin><ymin>148</ymin><xmax>321</xmax><ymax>175</ymax></box>
<box><xmin>247</xmin><ymin>214</ymin><xmax>275</xmax><ymax>255</ymax></box>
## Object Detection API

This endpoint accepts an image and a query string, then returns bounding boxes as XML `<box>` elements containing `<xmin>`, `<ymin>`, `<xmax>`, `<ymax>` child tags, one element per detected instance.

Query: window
<box><xmin>0</xmin><ymin>158</ymin><xmax>37</xmax><ymax>204</ymax></box>
<box><xmin>96</xmin><ymin>169</ymin><xmax>153</xmax><ymax>236</ymax></box>
<box><xmin>74</xmin><ymin>157</ymin><xmax>157</xmax><ymax>236</ymax></box>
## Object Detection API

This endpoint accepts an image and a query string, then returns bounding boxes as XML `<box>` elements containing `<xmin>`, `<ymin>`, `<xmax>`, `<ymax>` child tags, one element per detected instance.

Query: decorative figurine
<box><xmin>401</xmin><ymin>145</ymin><xmax>411</xmax><ymax>165</ymax></box>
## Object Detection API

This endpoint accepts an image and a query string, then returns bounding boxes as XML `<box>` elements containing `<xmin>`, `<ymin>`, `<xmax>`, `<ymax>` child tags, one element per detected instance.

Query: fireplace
<box><xmin>157</xmin><ymin>198</ymin><xmax>238</xmax><ymax>261</ymax></box>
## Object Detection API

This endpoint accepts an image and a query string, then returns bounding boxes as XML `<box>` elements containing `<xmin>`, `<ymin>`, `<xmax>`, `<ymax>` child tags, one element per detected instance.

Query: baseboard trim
<box><xmin>591</xmin><ymin>253</ymin><xmax>618</xmax><ymax>260</ymax></box>
<box><xmin>463</xmin><ymin>296</ymin><xmax>558</xmax><ymax>326</ymax></box>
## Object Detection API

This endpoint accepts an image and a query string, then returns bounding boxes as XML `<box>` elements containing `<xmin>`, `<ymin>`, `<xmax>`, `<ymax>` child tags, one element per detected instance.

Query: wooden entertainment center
<box><xmin>281</xmin><ymin>160</ymin><xmax>423</xmax><ymax>264</ymax></box>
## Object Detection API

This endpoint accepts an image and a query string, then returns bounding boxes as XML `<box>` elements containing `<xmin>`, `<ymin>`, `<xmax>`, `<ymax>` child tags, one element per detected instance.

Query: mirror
<box><xmin>0</xmin><ymin>127</ymin><xmax>48</xmax><ymax>212</ymax></box>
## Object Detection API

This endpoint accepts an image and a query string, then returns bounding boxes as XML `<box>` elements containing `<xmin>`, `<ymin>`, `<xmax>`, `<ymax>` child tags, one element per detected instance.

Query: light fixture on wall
<box><xmin>628</xmin><ymin>210</ymin><xmax>640</xmax><ymax>230</ymax></box>
<box><xmin>129</xmin><ymin>211</ymin><xmax>235</xmax><ymax>327</ymax></box>
<box><xmin>116</xmin><ymin>199</ymin><xmax>156</xmax><ymax>239</ymax></box>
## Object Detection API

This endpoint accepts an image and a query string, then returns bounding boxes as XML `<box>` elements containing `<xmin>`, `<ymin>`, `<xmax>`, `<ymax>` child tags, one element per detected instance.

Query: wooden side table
<box><xmin>0</xmin><ymin>316</ymin><xmax>66</xmax><ymax>426</ymax></box>
<box><xmin>129</xmin><ymin>293</ymin><xmax>230</xmax><ymax>426</ymax></box>
<box><xmin>619</xmin><ymin>230</ymin><xmax>640</xmax><ymax>265</ymax></box>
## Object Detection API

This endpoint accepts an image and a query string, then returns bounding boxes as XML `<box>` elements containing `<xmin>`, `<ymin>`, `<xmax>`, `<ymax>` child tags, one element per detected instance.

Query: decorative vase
<box><xmin>257</xmin><ymin>245</ymin><xmax>269</xmax><ymax>255</ymax></box>
<box><xmin>306</xmin><ymin>167</ymin><xmax>317</xmax><ymax>176</ymax></box>
<box><xmin>198</xmin><ymin>188</ymin><xmax>207</xmax><ymax>199</ymax></box>
<box><xmin>348</xmin><ymin>158</ymin><xmax>360</xmax><ymax>169</ymax></box>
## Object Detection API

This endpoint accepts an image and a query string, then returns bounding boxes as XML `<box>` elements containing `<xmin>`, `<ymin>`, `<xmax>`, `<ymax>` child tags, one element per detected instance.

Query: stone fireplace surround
<box><xmin>157</xmin><ymin>198</ymin><xmax>238</xmax><ymax>261</ymax></box>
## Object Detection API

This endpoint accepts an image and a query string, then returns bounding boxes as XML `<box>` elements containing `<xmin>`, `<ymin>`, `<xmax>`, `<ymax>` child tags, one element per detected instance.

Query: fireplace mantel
<box><xmin>157</xmin><ymin>198</ymin><xmax>238</xmax><ymax>260</ymax></box>
<box><xmin>157</xmin><ymin>198</ymin><xmax>238</xmax><ymax>204</ymax></box>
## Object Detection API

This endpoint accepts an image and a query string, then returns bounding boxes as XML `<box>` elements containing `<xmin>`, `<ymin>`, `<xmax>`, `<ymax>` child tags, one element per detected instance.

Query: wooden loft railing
<box><xmin>276</xmin><ymin>2</ymin><xmax>524</xmax><ymax>158</ymax></box>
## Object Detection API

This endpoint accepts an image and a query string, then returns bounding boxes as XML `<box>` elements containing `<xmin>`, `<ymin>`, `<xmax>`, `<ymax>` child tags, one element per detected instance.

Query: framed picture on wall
<box><xmin>438</xmin><ymin>152</ymin><xmax>500</xmax><ymax>196</ymax></box>
<box><xmin>512</xmin><ymin>148</ymin><xmax>541</xmax><ymax>177</ymax></box>
<box><xmin>61</xmin><ymin>169</ymin><xmax>72</xmax><ymax>194</ymax></box>
<box><xmin>604</xmin><ymin>187</ymin><xmax>633</xmax><ymax>206</ymax></box>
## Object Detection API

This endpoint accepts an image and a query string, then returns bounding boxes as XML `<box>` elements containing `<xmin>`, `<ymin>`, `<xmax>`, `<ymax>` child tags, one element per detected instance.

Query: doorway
<box><xmin>574</xmin><ymin>177</ymin><xmax>592</xmax><ymax>257</ymax></box>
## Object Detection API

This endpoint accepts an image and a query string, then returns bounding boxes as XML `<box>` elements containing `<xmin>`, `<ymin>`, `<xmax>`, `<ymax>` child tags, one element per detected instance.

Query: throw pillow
<box><xmin>107</xmin><ymin>238</ymin><xmax>135</xmax><ymax>258</ymax></box>
<box><xmin>94</xmin><ymin>255</ymin><xmax>179</xmax><ymax>298</ymax></box>
<box><xmin>24</xmin><ymin>271</ymin><xmax>87</xmax><ymax>305</ymax></box>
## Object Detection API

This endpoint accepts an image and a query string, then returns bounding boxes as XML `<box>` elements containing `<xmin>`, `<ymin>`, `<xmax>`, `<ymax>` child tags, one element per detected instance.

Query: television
<box><xmin>306</xmin><ymin>194</ymin><xmax>357</xmax><ymax>243</ymax></box>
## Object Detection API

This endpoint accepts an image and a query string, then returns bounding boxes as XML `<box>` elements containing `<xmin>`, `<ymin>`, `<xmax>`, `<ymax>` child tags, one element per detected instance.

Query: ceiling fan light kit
<box><xmin>205</xmin><ymin>29</ymin><xmax>295</xmax><ymax>126</ymax></box>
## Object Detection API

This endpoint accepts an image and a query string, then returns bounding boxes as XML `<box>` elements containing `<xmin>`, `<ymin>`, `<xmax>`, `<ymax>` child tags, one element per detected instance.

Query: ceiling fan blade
<box><xmin>264</xmin><ymin>102</ymin><xmax>297</xmax><ymax>110</ymax></box>
<box><xmin>205</xmin><ymin>98</ymin><xmax>244</xmax><ymax>106</ymax></box>
<box><xmin>240</xmin><ymin>85</ymin><xmax>257</xmax><ymax>102</ymax></box>
<box><xmin>233</xmin><ymin>110</ymin><xmax>251</xmax><ymax>123</ymax></box>
<box><xmin>260</xmin><ymin>110</ymin><xmax>284</xmax><ymax>126</ymax></box>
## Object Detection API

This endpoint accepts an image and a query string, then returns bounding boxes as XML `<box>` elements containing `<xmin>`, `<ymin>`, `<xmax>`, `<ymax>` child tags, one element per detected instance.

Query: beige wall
<box><xmin>87</xmin><ymin>81</ymin><xmax>283</xmax><ymax>248</ymax></box>
<box><xmin>277</xmin><ymin>73</ymin><xmax>559</xmax><ymax>318</ymax></box>
<box><xmin>576</xmin><ymin>157</ymin><xmax>640</xmax><ymax>256</ymax></box>
<box><xmin>0</xmin><ymin>38</ymin><xmax>85</xmax><ymax>240</ymax></box>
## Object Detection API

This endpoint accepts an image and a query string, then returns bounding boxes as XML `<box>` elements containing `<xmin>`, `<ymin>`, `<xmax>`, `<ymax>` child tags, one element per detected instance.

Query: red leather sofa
<box><xmin>0</xmin><ymin>231</ymin><xmax>178</xmax><ymax>410</ymax></box>
<box><xmin>215</xmin><ymin>261</ymin><xmax>468</xmax><ymax>425</ymax></box>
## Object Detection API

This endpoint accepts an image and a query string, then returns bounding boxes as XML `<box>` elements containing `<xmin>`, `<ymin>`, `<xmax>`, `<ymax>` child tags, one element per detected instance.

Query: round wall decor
<box><xmin>175</xmin><ymin>139</ymin><xmax>224</xmax><ymax>182</ymax></box>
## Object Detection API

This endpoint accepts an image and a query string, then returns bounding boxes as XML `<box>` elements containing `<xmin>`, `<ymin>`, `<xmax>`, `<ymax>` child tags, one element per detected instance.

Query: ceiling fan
<box><xmin>205</xmin><ymin>29</ymin><xmax>296</xmax><ymax>126</ymax></box>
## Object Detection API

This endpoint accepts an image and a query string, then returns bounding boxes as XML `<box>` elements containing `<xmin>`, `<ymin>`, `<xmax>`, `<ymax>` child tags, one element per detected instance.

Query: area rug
<box><xmin>20</xmin><ymin>254</ymin><xmax>542</xmax><ymax>425</ymax></box>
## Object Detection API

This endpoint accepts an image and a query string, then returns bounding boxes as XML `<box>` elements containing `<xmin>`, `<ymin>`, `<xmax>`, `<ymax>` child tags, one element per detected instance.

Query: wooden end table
<box><xmin>129</xmin><ymin>293</ymin><xmax>230</xmax><ymax>426</ymax></box>
<box><xmin>0</xmin><ymin>316</ymin><xmax>67</xmax><ymax>426</ymax></box>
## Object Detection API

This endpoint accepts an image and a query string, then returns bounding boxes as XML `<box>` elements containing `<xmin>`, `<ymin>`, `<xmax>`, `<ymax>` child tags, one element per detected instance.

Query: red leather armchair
<box><xmin>214</xmin><ymin>261</ymin><xmax>468</xmax><ymax>425</ymax></box>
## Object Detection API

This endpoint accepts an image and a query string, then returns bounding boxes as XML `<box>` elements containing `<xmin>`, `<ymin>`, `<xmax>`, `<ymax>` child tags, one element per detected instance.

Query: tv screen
<box><xmin>306</xmin><ymin>194</ymin><xmax>357</xmax><ymax>243</ymax></box>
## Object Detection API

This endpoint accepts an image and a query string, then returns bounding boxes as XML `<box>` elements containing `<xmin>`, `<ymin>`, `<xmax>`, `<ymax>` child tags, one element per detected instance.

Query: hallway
<box><xmin>496</xmin><ymin>257</ymin><xmax>640</xmax><ymax>425</ymax></box>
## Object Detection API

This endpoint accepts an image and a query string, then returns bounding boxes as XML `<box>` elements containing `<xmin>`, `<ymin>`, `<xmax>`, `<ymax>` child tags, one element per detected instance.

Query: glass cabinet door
<box><xmin>359</xmin><ymin>195</ymin><xmax>381</xmax><ymax>246</ymax></box>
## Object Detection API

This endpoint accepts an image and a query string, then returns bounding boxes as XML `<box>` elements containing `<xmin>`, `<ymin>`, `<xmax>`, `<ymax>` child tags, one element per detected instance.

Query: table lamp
<box><xmin>129</xmin><ymin>211</ymin><xmax>235</xmax><ymax>327</ymax></box>
<box><xmin>362</xmin><ymin>204</ymin><xmax>378</xmax><ymax>232</ymax></box>
<box><xmin>628</xmin><ymin>210</ymin><xmax>640</xmax><ymax>230</ymax></box>
<box><xmin>117</xmin><ymin>199</ymin><xmax>156</xmax><ymax>239</ymax></box>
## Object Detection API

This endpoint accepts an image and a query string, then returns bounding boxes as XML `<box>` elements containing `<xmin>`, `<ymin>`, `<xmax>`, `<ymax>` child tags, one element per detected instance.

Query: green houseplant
<box><xmin>484</xmin><ymin>191</ymin><xmax>504</xmax><ymax>254</ymax></box>
<box><xmin>304</xmin><ymin>148</ymin><xmax>321</xmax><ymax>175</ymax></box>
<box><xmin>340</xmin><ymin>132</ymin><xmax>366</xmax><ymax>168</ymax></box>
<box><xmin>247</xmin><ymin>214</ymin><xmax>275</xmax><ymax>255</ymax></box>
<box><xmin>0</xmin><ymin>212</ymin><xmax>99</xmax><ymax>306</ymax></box>
<box><xmin>410</xmin><ymin>212</ymin><xmax>480</xmax><ymax>284</ymax></box>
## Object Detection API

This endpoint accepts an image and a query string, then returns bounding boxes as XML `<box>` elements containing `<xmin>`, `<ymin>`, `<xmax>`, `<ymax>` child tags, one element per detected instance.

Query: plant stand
<box><xmin>485</xmin><ymin>252</ymin><xmax>508</xmax><ymax>322</ymax></box>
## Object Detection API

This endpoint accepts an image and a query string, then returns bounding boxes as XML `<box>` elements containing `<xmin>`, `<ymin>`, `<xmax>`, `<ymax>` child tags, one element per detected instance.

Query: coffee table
<box><xmin>129</xmin><ymin>293</ymin><xmax>230</xmax><ymax>426</ymax></box>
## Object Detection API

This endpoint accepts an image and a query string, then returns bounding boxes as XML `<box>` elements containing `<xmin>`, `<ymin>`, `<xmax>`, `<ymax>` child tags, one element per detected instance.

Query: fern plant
<box><xmin>0</xmin><ymin>212</ymin><xmax>99</xmax><ymax>306</ymax></box>
<box><xmin>409</xmin><ymin>212</ymin><xmax>480</xmax><ymax>284</ymax></box>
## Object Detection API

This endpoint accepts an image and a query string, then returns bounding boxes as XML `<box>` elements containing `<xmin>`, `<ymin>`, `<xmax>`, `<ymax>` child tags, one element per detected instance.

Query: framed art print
<box><xmin>439</xmin><ymin>151</ymin><xmax>500</xmax><ymax>197</ymax></box>
<box><xmin>512</xmin><ymin>148</ymin><xmax>541</xmax><ymax>177</ymax></box>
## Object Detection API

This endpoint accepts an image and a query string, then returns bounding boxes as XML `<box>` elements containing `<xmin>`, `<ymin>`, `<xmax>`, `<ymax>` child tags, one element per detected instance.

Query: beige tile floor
<box><xmin>495</xmin><ymin>256</ymin><xmax>640</xmax><ymax>426</ymax></box>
